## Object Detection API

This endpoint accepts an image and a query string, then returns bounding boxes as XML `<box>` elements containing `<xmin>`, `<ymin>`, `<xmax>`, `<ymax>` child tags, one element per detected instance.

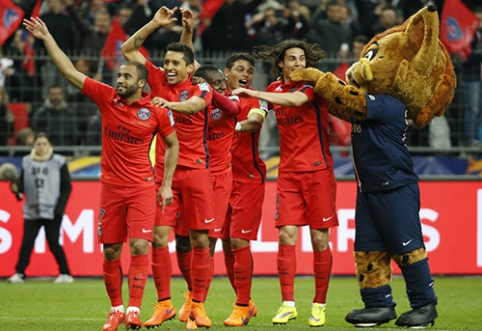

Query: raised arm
<box><xmin>121</xmin><ymin>6</ymin><xmax>178</xmax><ymax>63</ymax></box>
<box><xmin>179</xmin><ymin>8</ymin><xmax>201</xmax><ymax>71</ymax></box>
<box><xmin>23</xmin><ymin>17</ymin><xmax>86</xmax><ymax>91</ymax></box>
<box><xmin>157</xmin><ymin>131</ymin><xmax>179</xmax><ymax>211</ymax></box>
<box><xmin>232</xmin><ymin>87</ymin><xmax>309</xmax><ymax>107</ymax></box>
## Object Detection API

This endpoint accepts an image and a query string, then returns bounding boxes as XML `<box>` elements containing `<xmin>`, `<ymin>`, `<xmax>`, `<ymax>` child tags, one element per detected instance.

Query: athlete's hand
<box><xmin>153</xmin><ymin>6</ymin><xmax>178</xmax><ymax>27</ymax></box>
<box><xmin>23</xmin><ymin>17</ymin><xmax>50</xmax><ymax>40</ymax></box>
<box><xmin>192</xmin><ymin>76</ymin><xmax>207</xmax><ymax>85</ymax></box>
<box><xmin>157</xmin><ymin>184</ymin><xmax>173</xmax><ymax>212</ymax></box>
<box><xmin>152</xmin><ymin>97</ymin><xmax>172</xmax><ymax>109</ymax></box>
<box><xmin>180</xmin><ymin>8</ymin><xmax>195</xmax><ymax>31</ymax></box>
<box><xmin>231</xmin><ymin>88</ymin><xmax>256</xmax><ymax>98</ymax></box>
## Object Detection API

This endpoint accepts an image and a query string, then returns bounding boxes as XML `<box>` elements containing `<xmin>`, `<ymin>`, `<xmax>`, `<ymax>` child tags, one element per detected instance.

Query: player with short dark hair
<box><xmin>121</xmin><ymin>6</ymin><xmax>215</xmax><ymax>329</ymax></box>
<box><xmin>232</xmin><ymin>39</ymin><xmax>338</xmax><ymax>327</ymax></box>
<box><xmin>221</xmin><ymin>52</ymin><xmax>269</xmax><ymax>327</ymax></box>
<box><xmin>23</xmin><ymin>16</ymin><xmax>179</xmax><ymax>331</ymax></box>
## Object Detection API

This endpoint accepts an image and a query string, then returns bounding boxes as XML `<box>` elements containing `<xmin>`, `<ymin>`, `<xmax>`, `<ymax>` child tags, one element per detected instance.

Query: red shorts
<box><xmin>222</xmin><ymin>180</ymin><xmax>265</xmax><ymax>241</ymax></box>
<box><xmin>275</xmin><ymin>169</ymin><xmax>338</xmax><ymax>229</ymax></box>
<box><xmin>98</xmin><ymin>182</ymin><xmax>156</xmax><ymax>244</ymax></box>
<box><xmin>157</xmin><ymin>167</ymin><xmax>215</xmax><ymax>231</ymax></box>
<box><xmin>175</xmin><ymin>169</ymin><xmax>232</xmax><ymax>238</ymax></box>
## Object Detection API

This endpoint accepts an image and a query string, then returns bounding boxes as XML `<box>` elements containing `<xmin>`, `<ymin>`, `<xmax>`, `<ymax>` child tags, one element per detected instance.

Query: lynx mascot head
<box><xmin>291</xmin><ymin>6</ymin><xmax>456</xmax><ymax>128</ymax></box>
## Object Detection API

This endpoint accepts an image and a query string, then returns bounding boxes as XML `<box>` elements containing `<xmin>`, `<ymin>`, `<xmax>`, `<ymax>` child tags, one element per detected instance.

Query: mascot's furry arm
<box><xmin>291</xmin><ymin>68</ymin><xmax>367</xmax><ymax>123</ymax></box>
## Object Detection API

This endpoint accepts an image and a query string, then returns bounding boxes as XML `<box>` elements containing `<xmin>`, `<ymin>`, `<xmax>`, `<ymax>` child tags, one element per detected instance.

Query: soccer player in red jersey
<box><xmin>174</xmin><ymin>64</ymin><xmax>241</xmax><ymax>306</ymax></box>
<box><xmin>121</xmin><ymin>6</ymin><xmax>215</xmax><ymax>329</ymax></box>
<box><xmin>221</xmin><ymin>53</ymin><xmax>269</xmax><ymax>326</ymax></box>
<box><xmin>23</xmin><ymin>17</ymin><xmax>179</xmax><ymax>331</ymax></box>
<box><xmin>232</xmin><ymin>40</ymin><xmax>338</xmax><ymax>327</ymax></box>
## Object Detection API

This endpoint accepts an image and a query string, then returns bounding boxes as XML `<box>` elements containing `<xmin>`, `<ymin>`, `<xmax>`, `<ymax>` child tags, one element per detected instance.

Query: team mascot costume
<box><xmin>291</xmin><ymin>6</ymin><xmax>456</xmax><ymax>328</ymax></box>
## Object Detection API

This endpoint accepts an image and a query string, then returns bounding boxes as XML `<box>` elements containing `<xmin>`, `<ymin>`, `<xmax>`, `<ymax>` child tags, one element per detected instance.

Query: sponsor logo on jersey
<box><xmin>179</xmin><ymin>90</ymin><xmax>189</xmax><ymax>101</ymax></box>
<box><xmin>211</xmin><ymin>108</ymin><xmax>222</xmax><ymax>120</ymax></box>
<box><xmin>138</xmin><ymin>108</ymin><xmax>151</xmax><ymax>120</ymax></box>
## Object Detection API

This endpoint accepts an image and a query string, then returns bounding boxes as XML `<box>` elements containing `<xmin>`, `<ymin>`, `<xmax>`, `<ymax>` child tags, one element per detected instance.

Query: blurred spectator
<box><xmin>86</xmin><ymin>110</ymin><xmax>102</xmax><ymax>149</ymax></box>
<box><xmin>461</xmin><ymin>6</ymin><xmax>482</xmax><ymax>146</ymax></box>
<box><xmin>366</xmin><ymin>5</ymin><xmax>398</xmax><ymax>38</ymax></box>
<box><xmin>14</xmin><ymin>127</ymin><xmax>35</xmax><ymax>157</ymax></box>
<box><xmin>251</xmin><ymin>3</ymin><xmax>310</xmax><ymax>46</ymax></box>
<box><xmin>0</xmin><ymin>87</ymin><xmax>15</xmax><ymax>148</ymax></box>
<box><xmin>4</xmin><ymin>29</ymin><xmax>37</xmax><ymax>102</ymax></box>
<box><xmin>201</xmin><ymin>0</ymin><xmax>263</xmax><ymax>53</ymax></box>
<box><xmin>65</xmin><ymin>58</ymin><xmax>100</xmax><ymax>145</ymax></box>
<box><xmin>339</xmin><ymin>34</ymin><xmax>368</xmax><ymax>60</ymax></box>
<box><xmin>394</xmin><ymin>0</ymin><xmax>426</xmax><ymax>21</ymax></box>
<box><xmin>0</xmin><ymin>48</ymin><xmax>15</xmax><ymax>87</ymax></box>
<box><xmin>308</xmin><ymin>1</ymin><xmax>352</xmax><ymax>59</ymax></box>
<box><xmin>35</xmin><ymin>0</ymin><xmax>79</xmax><ymax>54</ymax></box>
<box><xmin>31</xmin><ymin>85</ymin><xmax>77</xmax><ymax>150</ymax></box>
<box><xmin>339</xmin><ymin>3</ymin><xmax>364</xmax><ymax>38</ymax></box>
<box><xmin>285</xmin><ymin>0</ymin><xmax>311</xmax><ymax>22</ymax></box>
<box><xmin>77</xmin><ymin>0</ymin><xmax>109</xmax><ymax>24</ymax></box>
<box><xmin>15</xmin><ymin>127</ymin><xmax>35</xmax><ymax>147</ymax></box>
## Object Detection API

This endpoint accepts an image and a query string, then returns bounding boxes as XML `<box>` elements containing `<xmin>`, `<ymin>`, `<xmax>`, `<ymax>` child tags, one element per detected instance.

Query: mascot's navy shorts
<box><xmin>354</xmin><ymin>182</ymin><xmax>424</xmax><ymax>254</ymax></box>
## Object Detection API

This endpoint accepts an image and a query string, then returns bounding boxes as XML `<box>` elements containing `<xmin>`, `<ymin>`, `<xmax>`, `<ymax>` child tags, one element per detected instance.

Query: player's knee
<box><xmin>230</xmin><ymin>237</ymin><xmax>249</xmax><ymax>249</ymax></box>
<box><xmin>278</xmin><ymin>226</ymin><xmax>297</xmax><ymax>245</ymax></box>
<box><xmin>392</xmin><ymin>247</ymin><xmax>427</xmax><ymax>266</ymax></box>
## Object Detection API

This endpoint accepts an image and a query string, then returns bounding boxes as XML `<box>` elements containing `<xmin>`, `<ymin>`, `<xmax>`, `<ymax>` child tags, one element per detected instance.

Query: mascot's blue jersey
<box><xmin>351</xmin><ymin>94</ymin><xmax>419</xmax><ymax>193</ymax></box>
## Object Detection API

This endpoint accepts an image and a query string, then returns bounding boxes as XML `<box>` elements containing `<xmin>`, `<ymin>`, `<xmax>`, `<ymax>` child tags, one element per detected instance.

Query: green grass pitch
<box><xmin>0</xmin><ymin>276</ymin><xmax>480</xmax><ymax>330</ymax></box>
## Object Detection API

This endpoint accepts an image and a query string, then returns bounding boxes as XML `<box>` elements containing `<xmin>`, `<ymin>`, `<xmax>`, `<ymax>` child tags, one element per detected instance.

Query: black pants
<box><xmin>15</xmin><ymin>218</ymin><xmax>71</xmax><ymax>276</ymax></box>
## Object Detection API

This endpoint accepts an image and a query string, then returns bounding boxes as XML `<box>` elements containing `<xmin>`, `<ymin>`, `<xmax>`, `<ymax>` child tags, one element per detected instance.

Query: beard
<box><xmin>117</xmin><ymin>84</ymin><xmax>137</xmax><ymax>99</ymax></box>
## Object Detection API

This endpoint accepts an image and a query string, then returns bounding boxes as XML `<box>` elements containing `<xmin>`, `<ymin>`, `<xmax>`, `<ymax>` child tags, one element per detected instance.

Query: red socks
<box><xmin>191</xmin><ymin>246</ymin><xmax>210</xmax><ymax>302</ymax></box>
<box><xmin>313</xmin><ymin>247</ymin><xmax>332</xmax><ymax>304</ymax></box>
<box><xmin>278</xmin><ymin>244</ymin><xmax>296</xmax><ymax>302</ymax></box>
<box><xmin>103</xmin><ymin>258</ymin><xmax>123</xmax><ymax>307</ymax></box>
<box><xmin>233</xmin><ymin>245</ymin><xmax>253</xmax><ymax>305</ymax></box>
<box><xmin>203</xmin><ymin>256</ymin><xmax>215</xmax><ymax>301</ymax></box>
<box><xmin>128</xmin><ymin>254</ymin><xmax>149</xmax><ymax>308</ymax></box>
<box><xmin>152</xmin><ymin>246</ymin><xmax>172</xmax><ymax>301</ymax></box>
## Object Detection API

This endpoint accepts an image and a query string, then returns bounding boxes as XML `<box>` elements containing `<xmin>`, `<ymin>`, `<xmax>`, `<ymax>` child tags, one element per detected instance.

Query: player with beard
<box><xmin>121</xmin><ymin>6</ymin><xmax>215</xmax><ymax>329</ymax></box>
<box><xmin>232</xmin><ymin>40</ymin><xmax>338</xmax><ymax>327</ymax></box>
<box><xmin>220</xmin><ymin>53</ymin><xmax>269</xmax><ymax>326</ymax></box>
<box><xmin>23</xmin><ymin>16</ymin><xmax>179</xmax><ymax>331</ymax></box>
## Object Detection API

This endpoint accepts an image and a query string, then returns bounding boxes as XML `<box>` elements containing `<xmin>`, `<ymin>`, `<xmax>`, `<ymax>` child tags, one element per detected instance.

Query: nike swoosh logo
<box><xmin>142</xmin><ymin>229</ymin><xmax>153</xmax><ymax>233</ymax></box>
<box><xmin>310</xmin><ymin>316</ymin><xmax>321</xmax><ymax>322</ymax></box>
<box><xmin>241</xmin><ymin>229</ymin><xmax>252</xmax><ymax>234</ymax></box>
<box><xmin>214</xmin><ymin>228</ymin><xmax>222</xmax><ymax>232</ymax></box>
<box><xmin>204</xmin><ymin>218</ymin><xmax>215</xmax><ymax>223</ymax></box>
<box><xmin>402</xmin><ymin>239</ymin><xmax>413</xmax><ymax>246</ymax></box>
<box><xmin>322</xmin><ymin>215</ymin><xmax>334</xmax><ymax>222</ymax></box>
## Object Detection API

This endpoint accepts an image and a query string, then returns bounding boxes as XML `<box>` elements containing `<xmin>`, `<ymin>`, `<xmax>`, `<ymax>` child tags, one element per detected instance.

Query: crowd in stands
<box><xmin>0</xmin><ymin>0</ymin><xmax>481</xmax><ymax>154</ymax></box>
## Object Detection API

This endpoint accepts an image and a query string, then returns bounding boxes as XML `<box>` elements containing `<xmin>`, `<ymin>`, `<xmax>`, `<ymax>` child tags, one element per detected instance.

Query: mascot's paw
<box><xmin>395</xmin><ymin>303</ymin><xmax>437</xmax><ymax>328</ymax></box>
<box><xmin>345</xmin><ymin>307</ymin><xmax>397</xmax><ymax>327</ymax></box>
<box><xmin>290</xmin><ymin>68</ymin><xmax>325</xmax><ymax>85</ymax></box>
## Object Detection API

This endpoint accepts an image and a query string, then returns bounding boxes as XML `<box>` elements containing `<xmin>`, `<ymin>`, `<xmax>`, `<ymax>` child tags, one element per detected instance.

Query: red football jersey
<box><xmin>207</xmin><ymin>95</ymin><xmax>238</xmax><ymax>174</ymax></box>
<box><xmin>266</xmin><ymin>80</ymin><xmax>333</xmax><ymax>172</ymax></box>
<box><xmin>82</xmin><ymin>77</ymin><xmax>175</xmax><ymax>186</ymax></box>
<box><xmin>229</xmin><ymin>94</ymin><xmax>268</xmax><ymax>183</ymax></box>
<box><xmin>145</xmin><ymin>61</ymin><xmax>213</xmax><ymax>169</ymax></box>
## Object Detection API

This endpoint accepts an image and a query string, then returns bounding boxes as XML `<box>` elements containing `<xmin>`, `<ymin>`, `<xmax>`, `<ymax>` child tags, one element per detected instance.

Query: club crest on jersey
<box><xmin>259</xmin><ymin>100</ymin><xmax>268</xmax><ymax>111</ymax></box>
<box><xmin>179</xmin><ymin>90</ymin><xmax>189</xmax><ymax>101</ymax></box>
<box><xmin>211</xmin><ymin>108</ymin><xmax>222</xmax><ymax>120</ymax></box>
<box><xmin>168</xmin><ymin>110</ymin><xmax>175</xmax><ymax>126</ymax></box>
<box><xmin>137</xmin><ymin>108</ymin><xmax>151</xmax><ymax>120</ymax></box>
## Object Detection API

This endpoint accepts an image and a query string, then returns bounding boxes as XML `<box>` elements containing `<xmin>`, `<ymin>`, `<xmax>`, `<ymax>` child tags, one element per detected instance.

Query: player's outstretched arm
<box><xmin>152</xmin><ymin>96</ymin><xmax>206</xmax><ymax>115</ymax></box>
<box><xmin>23</xmin><ymin>17</ymin><xmax>86</xmax><ymax>91</ymax></box>
<box><xmin>157</xmin><ymin>131</ymin><xmax>179</xmax><ymax>211</ymax></box>
<box><xmin>121</xmin><ymin>6</ymin><xmax>178</xmax><ymax>63</ymax></box>
<box><xmin>232</xmin><ymin>88</ymin><xmax>309</xmax><ymax>107</ymax></box>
